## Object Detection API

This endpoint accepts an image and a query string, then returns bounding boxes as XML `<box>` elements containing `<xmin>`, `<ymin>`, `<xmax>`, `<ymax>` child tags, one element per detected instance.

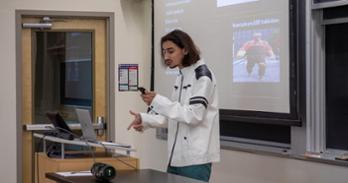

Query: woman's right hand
<box><xmin>127</xmin><ymin>110</ymin><xmax>144</xmax><ymax>132</ymax></box>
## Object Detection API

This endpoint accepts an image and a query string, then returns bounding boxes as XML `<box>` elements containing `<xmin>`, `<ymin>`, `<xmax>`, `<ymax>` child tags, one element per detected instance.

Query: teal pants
<box><xmin>167</xmin><ymin>163</ymin><xmax>212</xmax><ymax>182</ymax></box>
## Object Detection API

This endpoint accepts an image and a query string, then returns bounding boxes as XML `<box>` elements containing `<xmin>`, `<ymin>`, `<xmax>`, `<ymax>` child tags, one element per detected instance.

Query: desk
<box><xmin>34</xmin><ymin>133</ymin><xmax>137</xmax><ymax>183</ymax></box>
<box><xmin>46</xmin><ymin>169</ymin><xmax>206</xmax><ymax>183</ymax></box>
<box><xmin>37</xmin><ymin>153</ymin><xmax>138</xmax><ymax>183</ymax></box>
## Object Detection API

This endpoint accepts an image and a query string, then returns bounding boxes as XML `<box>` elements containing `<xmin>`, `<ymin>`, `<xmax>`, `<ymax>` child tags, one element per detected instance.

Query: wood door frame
<box><xmin>15</xmin><ymin>10</ymin><xmax>115</xmax><ymax>183</ymax></box>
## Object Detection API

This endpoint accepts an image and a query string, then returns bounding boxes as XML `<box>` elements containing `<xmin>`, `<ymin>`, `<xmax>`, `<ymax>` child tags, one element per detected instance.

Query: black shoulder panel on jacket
<box><xmin>195</xmin><ymin>65</ymin><xmax>212</xmax><ymax>81</ymax></box>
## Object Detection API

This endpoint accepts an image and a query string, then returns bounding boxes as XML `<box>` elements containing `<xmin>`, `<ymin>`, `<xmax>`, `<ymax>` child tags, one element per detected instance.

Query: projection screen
<box><xmin>154</xmin><ymin>0</ymin><xmax>290</xmax><ymax>114</ymax></box>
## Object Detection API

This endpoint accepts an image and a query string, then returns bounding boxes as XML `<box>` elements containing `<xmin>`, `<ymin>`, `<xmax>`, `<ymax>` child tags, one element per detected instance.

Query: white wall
<box><xmin>0</xmin><ymin>2</ymin><xmax>17</xmax><ymax>182</ymax></box>
<box><xmin>113</xmin><ymin>0</ymin><xmax>169</xmax><ymax>171</ymax></box>
<box><xmin>2</xmin><ymin>0</ymin><xmax>348</xmax><ymax>182</ymax></box>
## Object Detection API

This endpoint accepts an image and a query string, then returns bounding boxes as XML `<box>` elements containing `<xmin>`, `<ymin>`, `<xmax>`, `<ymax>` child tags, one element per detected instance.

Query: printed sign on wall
<box><xmin>118</xmin><ymin>64</ymin><xmax>138</xmax><ymax>91</ymax></box>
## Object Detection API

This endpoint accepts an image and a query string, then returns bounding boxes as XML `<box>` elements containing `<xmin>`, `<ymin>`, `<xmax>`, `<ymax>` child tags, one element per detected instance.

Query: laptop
<box><xmin>75</xmin><ymin>108</ymin><xmax>131</xmax><ymax>148</ymax></box>
<box><xmin>46</xmin><ymin>112</ymin><xmax>74</xmax><ymax>140</ymax></box>
<box><xmin>75</xmin><ymin>108</ymin><xmax>97</xmax><ymax>142</ymax></box>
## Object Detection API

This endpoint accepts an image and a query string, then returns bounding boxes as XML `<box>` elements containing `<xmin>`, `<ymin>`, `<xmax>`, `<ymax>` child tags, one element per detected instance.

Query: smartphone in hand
<box><xmin>138</xmin><ymin>87</ymin><xmax>146</xmax><ymax>94</ymax></box>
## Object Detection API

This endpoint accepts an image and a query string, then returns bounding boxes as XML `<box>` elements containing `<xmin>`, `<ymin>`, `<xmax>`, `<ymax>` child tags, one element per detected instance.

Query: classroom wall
<box><xmin>0</xmin><ymin>2</ymin><xmax>17</xmax><ymax>181</ymax></box>
<box><xmin>113</xmin><ymin>0</ymin><xmax>169</xmax><ymax>171</ymax></box>
<box><xmin>1</xmin><ymin>0</ymin><xmax>348</xmax><ymax>182</ymax></box>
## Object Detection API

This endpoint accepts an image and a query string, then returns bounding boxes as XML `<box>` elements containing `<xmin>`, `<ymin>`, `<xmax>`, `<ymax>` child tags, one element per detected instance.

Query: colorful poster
<box><xmin>118</xmin><ymin>64</ymin><xmax>138</xmax><ymax>91</ymax></box>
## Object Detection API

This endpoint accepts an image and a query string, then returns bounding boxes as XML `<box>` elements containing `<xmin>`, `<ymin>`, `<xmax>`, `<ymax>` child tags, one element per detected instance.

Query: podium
<box><xmin>34</xmin><ymin>133</ymin><xmax>138</xmax><ymax>183</ymax></box>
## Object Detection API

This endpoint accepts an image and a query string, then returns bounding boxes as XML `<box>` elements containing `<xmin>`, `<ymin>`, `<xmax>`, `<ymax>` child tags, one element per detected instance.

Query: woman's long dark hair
<box><xmin>160</xmin><ymin>29</ymin><xmax>200</xmax><ymax>67</ymax></box>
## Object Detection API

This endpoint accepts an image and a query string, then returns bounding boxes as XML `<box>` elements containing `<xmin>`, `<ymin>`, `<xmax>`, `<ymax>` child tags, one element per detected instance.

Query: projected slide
<box><xmin>232</xmin><ymin>18</ymin><xmax>280</xmax><ymax>83</ymax></box>
<box><xmin>217</xmin><ymin>0</ymin><xmax>259</xmax><ymax>7</ymax></box>
<box><xmin>155</xmin><ymin>0</ymin><xmax>290</xmax><ymax>113</ymax></box>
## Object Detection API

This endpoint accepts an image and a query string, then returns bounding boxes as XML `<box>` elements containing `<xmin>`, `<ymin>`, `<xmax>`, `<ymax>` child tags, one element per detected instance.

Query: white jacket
<box><xmin>140</xmin><ymin>59</ymin><xmax>220</xmax><ymax>167</ymax></box>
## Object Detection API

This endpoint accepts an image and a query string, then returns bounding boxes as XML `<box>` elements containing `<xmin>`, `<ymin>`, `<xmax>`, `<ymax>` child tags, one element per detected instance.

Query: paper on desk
<box><xmin>56</xmin><ymin>170</ymin><xmax>92</xmax><ymax>177</ymax></box>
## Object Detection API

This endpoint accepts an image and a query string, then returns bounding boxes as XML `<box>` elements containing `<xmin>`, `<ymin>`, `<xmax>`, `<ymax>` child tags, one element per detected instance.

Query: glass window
<box><xmin>34</xmin><ymin>32</ymin><xmax>93</xmax><ymax>125</ymax></box>
<box><xmin>325</xmin><ymin>23</ymin><xmax>348</xmax><ymax>150</ymax></box>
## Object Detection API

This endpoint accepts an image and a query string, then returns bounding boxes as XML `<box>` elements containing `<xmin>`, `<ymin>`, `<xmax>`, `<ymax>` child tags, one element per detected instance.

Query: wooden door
<box><xmin>21</xmin><ymin>16</ymin><xmax>108</xmax><ymax>183</ymax></box>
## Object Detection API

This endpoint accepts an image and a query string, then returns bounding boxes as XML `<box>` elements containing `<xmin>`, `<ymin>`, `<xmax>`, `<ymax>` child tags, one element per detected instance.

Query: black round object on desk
<box><xmin>91</xmin><ymin>162</ymin><xmax>116</xmax><ymax>181</ymax></box>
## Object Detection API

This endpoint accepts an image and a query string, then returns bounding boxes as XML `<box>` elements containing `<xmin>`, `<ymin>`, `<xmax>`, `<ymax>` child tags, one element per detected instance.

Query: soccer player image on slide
<box><xmin>236</xmin><ymin>32</ymin><xmax>276</xmax><ymax>81</ymax></box>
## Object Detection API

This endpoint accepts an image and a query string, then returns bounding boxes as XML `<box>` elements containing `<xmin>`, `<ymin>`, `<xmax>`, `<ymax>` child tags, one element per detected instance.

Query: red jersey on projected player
<box><xmin>237</xmin><ymin>33</ymin><xmax>275</xmax><ymax>80</ymax></box>
<box><xmin>240</xmin><ymin>38</ymin><xmax>273</xmax><ymax>60</ymax></box>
